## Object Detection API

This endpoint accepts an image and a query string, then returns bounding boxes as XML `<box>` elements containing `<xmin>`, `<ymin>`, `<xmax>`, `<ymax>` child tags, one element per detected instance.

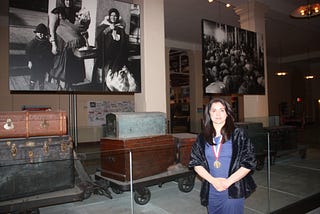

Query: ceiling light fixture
<box><xmin>275</xmin><ymin>40</ymin><xmax>288</xmax><ymax>77</ymax></box>
<box><xmin>304</xmin><ymin>75</ymin><xmax>315</xmax><ymax>79</ymax></box>
<box><xmin>290</xmin><ymin>1</ymin><xmax>320</xmax><ymax>18</ymax></box>
<box><xmin>208</xmin><ymin>0</ymin><xmax>214</xmax><ymax>3</ymax></box>
<box><xmin>276</xmin><ymin>72</ymin><xmax>288</xmax><ymax>76</ymax></box>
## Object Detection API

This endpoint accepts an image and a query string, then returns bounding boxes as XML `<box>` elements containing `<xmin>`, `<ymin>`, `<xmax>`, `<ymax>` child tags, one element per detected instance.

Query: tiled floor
<box><xmin>1</xmin><ymin>124</ymin><xmax>319</xmax><ymax>213</ymax></box>
<box><xmin>39</xmin><ymin>124</ymin><xmax>320</xmax><ymax>213</ymax></box>
<box><xmin>36</xmin><ymin>146</ymin><xmax>320</xmax><ymax>214</ymax></box>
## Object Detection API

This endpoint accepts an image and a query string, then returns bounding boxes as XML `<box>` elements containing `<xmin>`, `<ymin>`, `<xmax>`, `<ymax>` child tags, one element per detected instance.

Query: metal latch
<box><xmin>28</xmin><ymin>150</ymin><xmax>34</xmax><ymax>162</ymax></box>
<box><xmin>43</xmin><ymin>141</ymin><xmax>49</xmax><ymax>154</ymax></box>
<box><xmin>11</xmin><ymin>143</ymin><xmax>17</xmax><ymax>157</ymax></box>
<box><xmin>40</xmin><ymin>119</ymin><xmax>49</xmax><ymax>129</ymax></box>
<box><xmin>4</xmin><ymin>118</ymin><xmax>14</xmax><ymax>130</ymax></box>
<box><xmin>61</xmin><ymin>142</ymin><xmax>67</xmax><ymax>152</ymax></box>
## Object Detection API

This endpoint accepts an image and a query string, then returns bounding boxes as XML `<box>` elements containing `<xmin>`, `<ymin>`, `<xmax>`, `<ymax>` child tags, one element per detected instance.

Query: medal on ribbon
<box><xmin>212</xmin><ymin>136</ymin><xmax>223</xmax><ymax>168</ymax></box>
<box><xmin>214</xmin><ymin>160</ymin><xmax>221</xmax><ymax>168</ymax></box>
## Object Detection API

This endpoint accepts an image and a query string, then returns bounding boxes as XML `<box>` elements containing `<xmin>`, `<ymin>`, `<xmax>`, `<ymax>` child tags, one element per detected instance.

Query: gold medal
<box><xmin>212</xmin><ymin>136</ymin><xmax>223</xmax><ymax>169</ymax></box>
<box><xmin>214</xmin><ymin>160</ymin><xmax>221</xmax><ymax>168</ymax></box>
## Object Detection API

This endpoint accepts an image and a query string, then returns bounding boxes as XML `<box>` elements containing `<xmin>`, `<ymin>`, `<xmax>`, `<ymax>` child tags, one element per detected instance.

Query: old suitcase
<box><xmin>104</xmin><ymin>112</ymin><xmax>166</xmax><ymax>138</ymax></box>
<box><xmin>0</xmin><ymin>111</ymin><xmax>67</xmax><ymax>139</ymax></box>
<box><xmin>0</xmin><ymin>135</ymin><xmax>74</xmax><ymax>202</ymax></box>
<box><xmin>0</xmin><ymin>112</ymin><xmax>26</xmax><ymax>138</ymax></box>
<box><xmin>172</xmin><ymin>133</ymin><xmax>197</xmax><ymax>166</ymax></box>
<box><xmin>100</xmin><ymin>135</ymin><xmax>176</xmax><ymax>181</ymax></box>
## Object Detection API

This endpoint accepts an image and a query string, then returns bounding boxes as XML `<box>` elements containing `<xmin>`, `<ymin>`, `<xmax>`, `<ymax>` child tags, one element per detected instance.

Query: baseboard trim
<box><xmin>271</xmin><ymin>192</ymin><xmax>320</xmax><ymax>214</ymax></box>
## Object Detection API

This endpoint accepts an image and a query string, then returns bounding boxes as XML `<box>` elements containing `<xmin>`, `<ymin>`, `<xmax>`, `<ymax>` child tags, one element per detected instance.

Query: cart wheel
<box><xmin>299</xmin><ymin>147</ymin><xmax>307</xmax><ymax>159</ymax></box>
<box><xmin>256</xmin><ymin>158</ymin><xmax>265</xmax><ymax>170</ymax></box>
<box><xmin>134</xmin><ymin>187</ymin><xmax>151</xmax><ymax>205</ymax></box>
<box><xmin>111</xmin><ymin>186</ymin><xmax>123</xmax><ymax>194</ymax></box>
<box><xmin>178</xmin><ymin>174</ymin><xmax>195</xmax><ymax>193</ymax></box>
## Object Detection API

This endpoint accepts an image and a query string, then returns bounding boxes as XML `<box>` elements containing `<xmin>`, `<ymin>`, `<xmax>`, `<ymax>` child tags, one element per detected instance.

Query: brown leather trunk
<box><xmin>172</xmin><ymin>133</ymin><xmax>197</xmax><ymax>166</ymax></box>
<box><xmin>100</xmin><ymin>135</ymin><xmax>176</xmax><ymax>182</ymax></box>
<box><xmin>0</xmin><ymin>111</ymin><xmax>67</xmax><ymax>139</ymax></box>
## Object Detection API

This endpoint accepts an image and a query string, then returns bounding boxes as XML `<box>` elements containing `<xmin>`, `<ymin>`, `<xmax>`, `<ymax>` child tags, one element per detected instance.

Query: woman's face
<box><xmin>64</xmin><ymin>0</ymin><xmax>71</xmax><ymax>7</ymax></box>
<box><xmin>109</xmin><ymin>12</ymin><xmax>118</xmax><ymax>23</ymax></box>
<box><xmin>209</xmin><ymin>101</ymin><xmax>227</xmax><ymax>126</ymax></box>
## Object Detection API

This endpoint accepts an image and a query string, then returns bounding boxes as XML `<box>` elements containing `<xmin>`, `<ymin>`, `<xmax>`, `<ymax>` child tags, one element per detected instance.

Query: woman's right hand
<box><xmin>51</xmin><ymin>43</ymin><xmax>58</xmax><ymax>55</ymax></box>
<box><xmin>194</xmin><ymin>166</ymin><xmax>228</xmax><ymax>192</ymax></box>
<box><xmin>210</xmin><ymin>177</ymin><xmax>228</xmax><ymax>192</ymax></box>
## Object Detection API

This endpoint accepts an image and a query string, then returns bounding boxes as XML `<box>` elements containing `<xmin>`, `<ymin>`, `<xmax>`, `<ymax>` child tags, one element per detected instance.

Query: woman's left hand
<box><xmin>221</xmin><ymin>179</ymin><xmax>232</xmax><ymax>189</ymax></box>
<box><xmin>212</xmin><ymin>178</ymin><xmax>229</xmax><ymax>191</ymax></box>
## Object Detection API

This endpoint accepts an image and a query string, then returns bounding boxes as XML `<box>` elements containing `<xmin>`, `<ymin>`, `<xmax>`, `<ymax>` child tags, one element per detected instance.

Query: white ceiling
<box><xmin>164</xmin><ymin>0</ymin><xmax>320</xmax><ymax>71</ymax></box>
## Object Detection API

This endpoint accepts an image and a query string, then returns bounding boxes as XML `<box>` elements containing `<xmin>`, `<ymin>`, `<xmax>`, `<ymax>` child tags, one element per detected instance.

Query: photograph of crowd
<box><xmin>202</xmin><ymin>19</ymin><xmax>265</xmax><ymax>95</ymax></box>
<box><xmin>9</xmin><ymin>0</ymin><xmax>141</xmax><ymax>93</ymax></box>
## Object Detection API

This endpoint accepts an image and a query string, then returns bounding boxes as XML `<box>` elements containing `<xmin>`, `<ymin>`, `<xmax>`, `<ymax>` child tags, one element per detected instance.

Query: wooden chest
<box><xmin>172</xmin><ymin>133</ymin><xmax>197</xmax><ymax>166</ymax></box>
<box><xmin>100</xmin><ymin>135</ymin><xmax>176</xmax><ymax>181</ymax></box>
<box><xmin>104</xmin><ymin>112</ymin><xmax>166</xmax><ymax>138</ymax></box>
<box><xmin>0</xmin><ymin>135</ymin><xmax>74</xmax><ymax>201</ymax></box>
<box><xmin>0</xmin><ymin>111</ymin><xmax>67</xmax><ymax>139</ymax></box>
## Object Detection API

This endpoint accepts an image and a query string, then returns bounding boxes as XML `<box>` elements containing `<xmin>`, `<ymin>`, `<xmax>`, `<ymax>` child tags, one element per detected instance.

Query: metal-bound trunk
<box><xmin>104</xmin><ymin>112</ymin><xmax>166</xmax><ymax>138</ymax></box>
<box><xmin>0</xmin><ymin>135</ymin><xmax>74</xmax><ymax>201</ymax></box>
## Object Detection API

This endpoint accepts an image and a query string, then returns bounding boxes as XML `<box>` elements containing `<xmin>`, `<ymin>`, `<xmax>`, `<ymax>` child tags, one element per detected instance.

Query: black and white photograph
<box><xmin>9</xmin><ymin>0</ymin><xmax>141</xmax><ymax>93</ymax></box>
<box><xmin>202</xmin><ymin>19</ymin><xmax>265</xmax><ymax>95</ymax></box>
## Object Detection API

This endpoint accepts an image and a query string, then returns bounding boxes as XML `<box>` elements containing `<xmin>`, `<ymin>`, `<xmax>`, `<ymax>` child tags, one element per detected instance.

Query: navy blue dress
<box><xmin>205</xmin><ymin>136</ymin><xmax>244</xmax><ymax>214</ymax></box>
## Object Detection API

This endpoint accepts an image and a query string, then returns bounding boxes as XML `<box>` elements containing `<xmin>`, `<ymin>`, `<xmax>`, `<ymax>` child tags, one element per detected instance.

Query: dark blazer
<box><xmin>189</xmin><ymin>127</ymin><xmax>257</xmax><ymax>206</ymax></box>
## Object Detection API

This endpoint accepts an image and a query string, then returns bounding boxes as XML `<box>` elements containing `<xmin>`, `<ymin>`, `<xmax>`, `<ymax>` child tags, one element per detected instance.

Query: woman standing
<box><xmin>189</xmin><ymin>98</ymin><xmax>256</xmax><ymax>214</ymax></box>
<box><xmin>49</xmin><ymin>0</ymin><xmax>88</xmax><ymax>90</ymax></box>
<box><xmin>95</xmin><ymin>8</ymin><xmax>128</xmax><ymax>77</ymax></box>
<box><xmin>93</xmin><ymin>8</ymin><xmax>136</xmax><ymax>92</ymax></box>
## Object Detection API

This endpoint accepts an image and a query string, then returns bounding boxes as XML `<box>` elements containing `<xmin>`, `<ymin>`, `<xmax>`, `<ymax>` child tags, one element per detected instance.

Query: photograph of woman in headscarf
<box><xmin>94</xmin><ymin>7</ymin><xmax>137</xmax><ymax>92</ymax></box>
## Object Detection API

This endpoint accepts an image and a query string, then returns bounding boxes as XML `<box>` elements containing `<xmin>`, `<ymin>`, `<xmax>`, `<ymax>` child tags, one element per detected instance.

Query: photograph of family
<box><xmin>9</xmin><ymin>0</ymin><xmax>141</xmax><ymax>93</ymax></box>
<box><xmin>202</xmin><ymin>19</ymin><xmax>265</xmax><ymax>95</ymax></box>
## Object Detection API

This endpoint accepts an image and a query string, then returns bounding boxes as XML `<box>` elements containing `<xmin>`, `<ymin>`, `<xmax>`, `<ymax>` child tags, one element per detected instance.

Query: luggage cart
<box><xmin>0</xmin><ymin>183</ymin><xmax>85</xmax><ymax>214</ymax></box>
<box><xmin>0</xmin><ymin>180</ymin><xmax>113</xmax><ymax>214</ymax></box>
<box><xmin>0</xmin><ymin>152</ymin><xmax>110</xmax><ymax>214</ymax></box>
<box><xmin>95</xmin><ymin>167</ymin><xmax>196</xmax><ymax>205</ymax></box>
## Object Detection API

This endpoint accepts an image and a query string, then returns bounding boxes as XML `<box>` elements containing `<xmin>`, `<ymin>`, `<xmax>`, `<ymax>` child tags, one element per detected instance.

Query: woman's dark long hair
<box><xmin>202</xmin><ymin>97</ymin><xmax>235</xmax><ymax>145</ymax></box>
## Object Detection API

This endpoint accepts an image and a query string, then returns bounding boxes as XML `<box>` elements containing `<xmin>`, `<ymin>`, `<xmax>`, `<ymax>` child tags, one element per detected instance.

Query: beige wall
<box><xmin>0</xmin><ymin>0</ymin><xmax>9</xmax><ymax>111</ymax></box>
<box><xmin>134</xmin><ymin>0</ymin><xmax>167</xmax><ymax>114</ymax></box>
<box><xmin>76</xmin><ymin>94</ymin><xmax>133</xmax><ymax>142</ymax></box>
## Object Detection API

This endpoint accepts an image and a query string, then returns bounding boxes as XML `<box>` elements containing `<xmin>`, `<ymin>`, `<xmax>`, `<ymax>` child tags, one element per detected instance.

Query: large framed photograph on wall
<box><xmin>9</xmin><ymin>0</ymin><xmax>141</xmax><ymax>93</ymax></box>
<box><xmin>202</xmin><ymin>19</ymin><xmax>265</xmax><ymax>95</ymax></box>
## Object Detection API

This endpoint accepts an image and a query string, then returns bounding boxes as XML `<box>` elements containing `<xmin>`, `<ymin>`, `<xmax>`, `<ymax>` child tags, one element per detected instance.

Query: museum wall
<box><xmin>0</xmin><ymin>0</ymin><xmax>134</xmax><ymax>143</ymax></box>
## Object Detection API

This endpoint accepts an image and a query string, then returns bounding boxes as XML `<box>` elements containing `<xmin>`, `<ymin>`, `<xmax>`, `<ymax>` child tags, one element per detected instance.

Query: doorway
<box><xmin>169</xmin><ymin>49</ymin><xmax>190</xmax><ymax>133</ymax></box>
